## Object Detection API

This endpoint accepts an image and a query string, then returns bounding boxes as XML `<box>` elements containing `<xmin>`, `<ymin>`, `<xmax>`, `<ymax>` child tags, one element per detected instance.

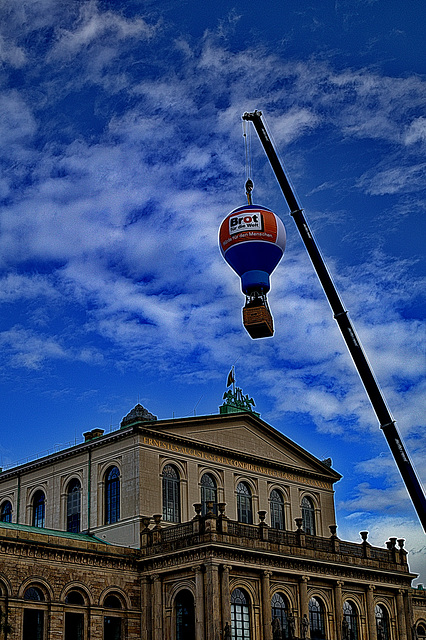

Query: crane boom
<box><xmin>242</xmin><ymin>109</ymin><xmax>426</xmax><ymax>531</ymax></box>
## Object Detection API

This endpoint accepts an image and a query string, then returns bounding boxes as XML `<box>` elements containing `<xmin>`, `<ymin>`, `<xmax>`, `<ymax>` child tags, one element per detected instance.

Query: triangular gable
<box><xmin>141</xmin><ymin>413</ymin><xmax>340</xmax><ymax>482</ymax></box>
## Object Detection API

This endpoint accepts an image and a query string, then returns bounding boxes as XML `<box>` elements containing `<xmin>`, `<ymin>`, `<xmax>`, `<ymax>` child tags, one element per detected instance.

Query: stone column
<box><xmin>194</xmin><ymin>565</ymin><xmax>205</xmax><ymax>640</ymax></box>
<box><xmin>140</xmin><ymin>576</ymin><xmax>150</xmax><ymax>639</ymax></box>
<box><xmin>261</xmin><ymin>570</ymin><xmax>273</xmax><ymax>640</ymax></box>
<box><xmin>396</xmin><ymin>590</ymin><xmax>408</xmax><ymax>640</ymax></box>
<box><xmin>299</xmin><ymin>576</ymin><xmax>310</xmax><ymax>618</ymax></box>
<box><xmin>298</xmin><ymin>575</ymin><xmax>310</xmax><ymax>640</ymax></box>
<box><xmin>366</xmin><ymin>585</ymin><xmax>377</xmax><ymax>640</ymax></box>
<box><xmin>151</xmin><ymin>574</ymin><xmax>163</xmax><ymax>640</ymax></box>
<box><xmin>221</xmin><ymin>565</ymin><xmax>232</xmax><ymax>632</ymax></box>
<box><xmin>334</xmin><ymin>581</ymin><xmax>344</xmax><ymax>640</ymax></box>
<box><xmin>205</xmin><ymin>560</ymin><xmax>221</xmax><ymax>640</ymax></box>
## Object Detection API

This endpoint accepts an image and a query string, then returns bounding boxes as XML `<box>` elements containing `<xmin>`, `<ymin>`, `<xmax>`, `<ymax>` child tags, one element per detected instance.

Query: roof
<box><xmin>0</xmin><ymin>520</ymin><xmax>108</xmax><ymax>544</ymax></box>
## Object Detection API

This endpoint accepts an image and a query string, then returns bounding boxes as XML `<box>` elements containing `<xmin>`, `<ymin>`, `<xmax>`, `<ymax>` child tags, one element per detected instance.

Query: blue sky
<box><xmin>0</xmin><ymin>0</ymin><xmax>425</xmax><ymax>580</ymax></box>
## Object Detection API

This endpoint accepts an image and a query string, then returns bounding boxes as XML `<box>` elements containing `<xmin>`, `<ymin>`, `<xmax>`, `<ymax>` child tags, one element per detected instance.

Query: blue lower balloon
<box><xmin>241</xmin><ymin>270</ymin><xmax>270</xmax><ymax>294</ymax></box>
<box><xmin>224</xmin><ymin>242</ymin><xmax>283</xmax><ymax>294</ymax></box>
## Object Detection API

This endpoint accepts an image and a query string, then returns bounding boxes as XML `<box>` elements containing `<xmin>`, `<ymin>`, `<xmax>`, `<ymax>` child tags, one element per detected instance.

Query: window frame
<box><xmin>231</xmin><ymin>588</ymin><xmax>251</xmax><ymax>640</ymax></box>
<box><xmin>309</xmin><ymin>596</ymin><xmax>326</xmax><ymax>640</ymax></box>
<box><xmin>32</xmin><ymin>490</ymin><xmax>46</xmax><ymax>528</ymax></box>
<box><xmin>105</xmin><ymin>466</ymin><xmax>120</xmax><ymax>525</ymax></box>
<box><xmin>270</xmin><ymin>489</ymin><xmax>285</xmax><ymax>530</ymax></box>
<box><xmin>236</xmin><ymin>482</ymin><xmax>253</xmax><ymax>525</ymax></box>
<box><xmin>343</xmin><ymin>600</ymin><xmax>359</xmax><ymax>640</ymax></box>
<box><xmin>67</xmin><ymin>478</ymin><xmax>82</xmax><ymax>533</ymax></box>
<box><xmin>200</xmin><ymin>473</ymin><xmax>218</xmax><ymax>516</ymax></box>
<box><xmin>301</xmin><ymin>496</ymin><xmax>316</xmax><ymax>535</ymax></box>
<box><xmin>0</xmin><ymin>500</ymin><xmax>12</xmax><ymax>523</ymax></box>
<box><xmin>162</xmin><ymin>464</ymin><xmax>181</xmax><ymax>523</ymax></box>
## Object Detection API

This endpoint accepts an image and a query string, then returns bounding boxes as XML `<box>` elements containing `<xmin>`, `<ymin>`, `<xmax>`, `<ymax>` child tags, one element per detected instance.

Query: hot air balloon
<box><xmin>219</xmin><ymin>202</ymin><xmax>286</xmax><ymax>338</ymax></box>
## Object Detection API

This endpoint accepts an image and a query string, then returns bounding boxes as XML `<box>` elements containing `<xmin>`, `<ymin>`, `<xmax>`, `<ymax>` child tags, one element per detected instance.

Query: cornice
<box><xmin>0</xmin><ymin>427</ymin><xmax>134</xmax><ymax>478</ymax></box>
<box><xmin>137</xmin><ymin>541</ymin><xmax>415</xmax><ymax>588</ymax></box>
<box><xmin>0</xmin><ymin>532</ymin><xmax>139</xmax><ymax>572</ymax></box>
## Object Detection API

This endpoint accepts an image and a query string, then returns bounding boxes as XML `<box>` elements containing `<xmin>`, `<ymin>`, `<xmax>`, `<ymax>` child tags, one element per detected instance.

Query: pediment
<box><xmin>146</xmin><ymin>413</ymin><xmax>340</xmax><ymax>481</ymax></box>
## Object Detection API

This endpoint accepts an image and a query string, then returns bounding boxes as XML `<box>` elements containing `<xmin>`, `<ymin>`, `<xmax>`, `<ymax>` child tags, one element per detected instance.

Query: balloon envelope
<box><xmin>219</xmin><ymin>204</ymin><xmax>286</xmax><ymax>294</ymax></box>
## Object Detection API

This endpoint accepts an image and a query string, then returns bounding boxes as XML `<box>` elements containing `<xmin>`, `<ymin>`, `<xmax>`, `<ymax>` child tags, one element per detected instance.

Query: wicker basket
<box><xmin>242</xmin><ymin>305</ymin><xmax>274</xmax><ymax>339</ymax></box>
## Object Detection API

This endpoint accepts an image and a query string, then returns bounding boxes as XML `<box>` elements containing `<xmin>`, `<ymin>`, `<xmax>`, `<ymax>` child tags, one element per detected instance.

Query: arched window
<box><xmin>343</xmin><ymin>600</ymin><xmax>359</xmax><ymax>640</ymax></box>
<box><xmin>104</xmin><ymin>595</ymin><xmax>122</xmax><ymax>609</ymax></box>
<box><xmin>24</xmin><ymin>587</ymin><xmax>45</xmax><ymax>601</ymax></box>
<box><xmin>271</xmin><ymin>592</ymin><xmax>288</xmax><ymax>638</ymax></box>
<box><xmin>301</xmin><ymin>496</ymin><xmax>316</xmax><ymax>535</ymax></box>
<box><xmin>32</xmin><ymin>491</ymin><xmax>45</xmax><ymax>528</ymax></box>
<box><xmin>176</xmin><ymin>589</ymin><xmax>195</xmax><ymax>640</ymax></box>
<box><xmin>309</xmin><ymin>597</ymin><xmax>326</xmax><ymax>640</ymax></box>
<box><xmin>105</xmin><ymin>467</ymin><xmax>120</xmax><ymax>525</ymax></box>
<box><xmin>375</xmin><ymin>604</ymin><xmax>390</xmax><ymax>640</ymax></box>
<box><xmin>104</xmin><ymin>593</ymin><xmax>123</xmax><ymax>640</ymax></box>
<box><xmin>270</xmin><ymin>489</ymin><xmax>285</xmax><ymax>530</ymax></box>
<box><xmin>163</xmin><ymin>465</ymin><xmax>180</xmax><ymax>523</ymax></box>
<box><xmin>201</xmin><ymin>473</ymin><xmax>217</xmax><ymax>515</ymax></box>
<box><xmin>0</xmin><ymin>501</ymin><xmax>12</xmax><ymax>523</ymax></box>
<box><xmin>417</xmin><ymin>624</ymin><xmax>426</xmax><ymax>640</ymax></box>
<box><xmin>23</xmin><ymin>587</ymin><xmax>45</xmax><ymax>640</ymax></box>
<box><xmin>231</xmin><ymin>588</ymin><xmax>251</xmax><ymax>639</ymax></box>
<box><xmin>237</xmin><ymin>482</ymin><xmax>253</xmax><ymax>524</ymax></box>
<box><xmin>65</xmin><ymin>590</ymin><xmax>85</xmax><ymax>605</ymax></box>
<box><xmin>67</xmin><ymin>479</ymin><xmax>81</xmax><ymax>533</ymax></box>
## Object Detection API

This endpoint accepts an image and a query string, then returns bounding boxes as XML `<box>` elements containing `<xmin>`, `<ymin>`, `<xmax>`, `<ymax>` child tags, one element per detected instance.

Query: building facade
<box><xmin>0</xmin><ymin>399</ymin><xmax>424</xmax><ymax>640</ymax></box>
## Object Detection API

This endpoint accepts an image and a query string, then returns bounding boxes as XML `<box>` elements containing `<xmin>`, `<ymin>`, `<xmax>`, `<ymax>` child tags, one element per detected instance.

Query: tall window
<box><xmin>67</xmin><ymin>479</ymin><xmax>81</xmax><ymax>533</ymax></box>
<box><xmin>231</xmin><ymin>588</ymin><xmax>251</xmax><ymax>640</ymax></box>
<box><xmin>236</xmin><ymin>482</ymin><xmax>253</xmax><ymax>524</ymax></box>
<box><xmin>375</xmin><ymin>604</ymin><xmax>390</xmax><ymax>640</ymax></box>
<box><xmin>343</xmin><ymin>600</ymin><xmax>358</xmax><ymax>640</ymax></box>
<box><xmin>32</xmin><ymin>491</ymin><xmax>45</xmax><ymax>528</ymax></box>
<box><xmin>270</xmin><ymin>489</ymin><xmax>285</xmax><ymax>530</ymax></box>
<box><xmin>104</xmin><ymin>594</ymin><xmax>122</xmax><ymax>640</ymax></box>
<box><xmin>65</xmin><ymin>612</ymin><xmax>84</xmax><ymax>640</ymax></box>
<box><xmin>23</xmin><ymin>587</ymin><xmax>45</xmax><ymax>640</ymax></box>
<box><xmin>271</xmin><ymin>592</ymin><xmax>288</xmax><ymax>638</ymax></box>
<box><xmin>163</xmin><ymin>465</ymin><xmax>180</xmax><ymax>523</ymax></box>
<box><xmin>309</xmin><ymin>597</ymin><xmax>326</xmax><ymax>640</ymax></box>
<box><xmin>301</xmin><ymin>496</ymin><xmax>316</xmax><ymax>535</ymax></box>
<box><xmin>201</xmin><ymin>473</ymin><xmax>217</xmax><ymax>515</ymax></box>
<box><xmin>65</xmin><ymin>590</ymin><xmax>85</xmax><ymax>640</ymax></box>
<box><xmin>105</xmin><ymin>467</ymin><xmax>120</xmax><ymax>525</ymax></box>
<box><xmin>176</xmin><ymin>589</ymin><xmax>195</xmax><ymax>640</ymax></box>
<box><xmin>0</xmin><ymin>501</ymin><xmax>12</xmax><ymax>523</ymax></box>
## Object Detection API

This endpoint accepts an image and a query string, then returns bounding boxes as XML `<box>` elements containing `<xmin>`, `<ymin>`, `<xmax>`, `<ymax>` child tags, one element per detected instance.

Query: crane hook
<box><xmin>245</xmin><ymin>179</ymin><xmax>254</xmax><ymax>205</ymax></box>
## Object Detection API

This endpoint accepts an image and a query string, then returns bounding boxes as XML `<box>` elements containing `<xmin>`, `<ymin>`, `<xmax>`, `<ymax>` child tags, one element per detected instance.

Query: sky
<box><xmin>0</xmin><ymin>0</ymin><xmax>425</xmax><ymax>581</ymax></box>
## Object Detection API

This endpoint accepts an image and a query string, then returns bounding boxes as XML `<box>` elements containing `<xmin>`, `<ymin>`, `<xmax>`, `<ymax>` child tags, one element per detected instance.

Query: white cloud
<box><xmin>358</xmin><ymin>162</ymin><xmax>426</xmax><ymax>195</ymax></box>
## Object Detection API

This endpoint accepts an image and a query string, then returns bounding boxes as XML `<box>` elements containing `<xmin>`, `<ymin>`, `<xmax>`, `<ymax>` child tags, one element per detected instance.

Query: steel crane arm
<box><xmin>242</xmin><ymin>110</ymin><xmax>426</xmax><ymax>531</ymax></box>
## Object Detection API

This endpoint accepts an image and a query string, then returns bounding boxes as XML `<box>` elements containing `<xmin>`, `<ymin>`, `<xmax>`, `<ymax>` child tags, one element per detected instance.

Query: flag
<box><xmin>226</xmin><ymin>368</ymin><xmax>235</xmax><ymax>387</ymax></box>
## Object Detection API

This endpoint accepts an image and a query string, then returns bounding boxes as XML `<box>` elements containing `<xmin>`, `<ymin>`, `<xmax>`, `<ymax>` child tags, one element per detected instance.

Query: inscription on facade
<box><xmin>142</xmin><ymin>436</ymin><xmax>331</xmax><ymax>489</ymax></box>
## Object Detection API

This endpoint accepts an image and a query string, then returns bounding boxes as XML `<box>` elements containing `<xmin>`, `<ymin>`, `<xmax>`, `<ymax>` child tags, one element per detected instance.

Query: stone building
<box><xmin>0</xmin><ymin>391</ymin><xmax>424</xmax><ymax>640</ymax></box>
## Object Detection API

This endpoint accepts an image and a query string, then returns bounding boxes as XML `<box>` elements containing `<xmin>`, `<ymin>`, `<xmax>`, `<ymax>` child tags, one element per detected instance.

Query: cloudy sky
<box><xmin>0</xmin><ymin>0</ymin><xmax>425</xmax><ymax>580</ymax></box>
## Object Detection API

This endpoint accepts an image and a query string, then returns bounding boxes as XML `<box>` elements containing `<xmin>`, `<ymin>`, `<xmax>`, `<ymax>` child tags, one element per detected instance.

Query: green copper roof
<box><xmin>0</xmin><ymin>520</ymin><xmax>108</xmax><ymax>544</ymax></box>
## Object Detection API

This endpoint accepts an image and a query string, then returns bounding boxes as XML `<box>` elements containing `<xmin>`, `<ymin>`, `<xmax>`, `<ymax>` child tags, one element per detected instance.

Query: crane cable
<box><xmin>243</xmin><ymin>119</ymin><xmax>254</xmax><ymax>204</ymax></box>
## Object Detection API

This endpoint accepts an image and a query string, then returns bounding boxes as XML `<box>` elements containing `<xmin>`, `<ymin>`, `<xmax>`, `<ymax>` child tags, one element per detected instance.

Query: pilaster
<box><xmin>205</xmin><ymin>560</ymin><xmax>221</xmax><ymax>640</ymax></box>
<box><xmin>194</xmin><ymin>564</ymin><xmax>205</xmax><ymax>640</ymax></box>
<box><xmin>366</xmin><ymin>585</ymin><xmax>377</xmax><ymax>640</ymax></box>
<box><xmin>334</xmin><ymin>580</ymin><xmax>344</xmax><ymax>640</ymax></box>
<box><xmin>261</xmin><ymin>570</ymin><xmax>273</xmax><ymax>640</ymax></box>
<box><xmin>151</xmin><ymin>573</ymin><xmax>162</xmax><ymax>640</ymax></box>
<box><xmin>221</xmin><ymin>564</ymin><xmax>232</xmax><ymax>632</ymax></box>
<box><xmin>396</xmin><ymin>589</ymin><xmax>408</xmax><ymax>640</ymax></box>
